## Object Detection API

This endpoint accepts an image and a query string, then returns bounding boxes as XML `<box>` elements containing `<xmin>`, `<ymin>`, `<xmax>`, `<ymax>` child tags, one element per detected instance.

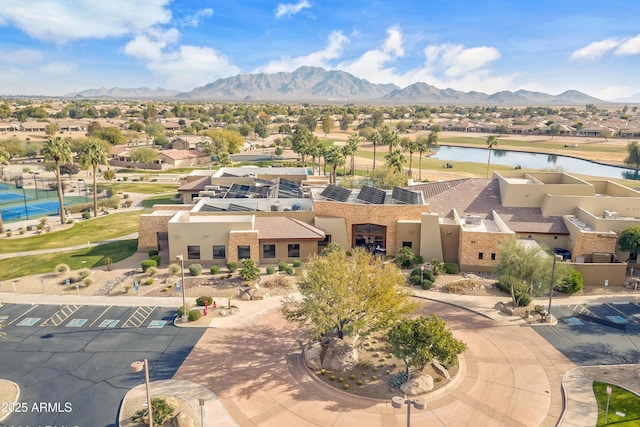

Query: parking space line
<box><xmin>5</xmin><ymin>305</ymin><xmax>39</xmax><ymax>326</ymax></box>
<box><xmin>41</xmin><ymin>305</ymin><xmax>82</xmax><ymax>327</ymax></box>
<box><xmin>89</xmin><ymin>306</ymin><xmax>113</xmax><ymax>327</ymax></box>
<box><xmin>122</xmin><ymin>307</ymin><xmax>157</xmax><ymax>328</ymax></box>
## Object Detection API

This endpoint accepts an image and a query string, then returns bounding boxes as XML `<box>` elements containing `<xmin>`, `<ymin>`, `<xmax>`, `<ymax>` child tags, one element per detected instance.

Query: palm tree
<box><xmin>415</xmin><ymin>136</ymin><xmax>428</xmax><ymax>181</ymax></box>
<box><xmin>385</xmin><ymin>149</ymin><xmax>407</xmax><ymax>174</ymax></box>
<box><xmin>625</xmin><ymin>141</ymin><xmax>640</xmax><ymax>168</ymax></box>
<box><xmin>79</xmin><ymin>140</ymin><xmax>107</xmax><ymax>217</ymax></box>
<box><xmin>0</xmin><ymin>147</ymin><xmax>9</xmax><ymax>233</ymax></box>
<box><xmin>345</xmin><ymin>133</ymin><xmax>360</xmax><ymax>175</ymax></box>
<box><xmin>214</xmin><ymin>152</ymin><xmax>232</xmax><ymax>168</ymax></box>
<box><xmin>325</xmin><ymin>146</ymin><xmax>345</xmax><ymax>184</ymax></box>
<box><xmin>486</xmin><ymin>135</ymin><xmax>498</xmax><ymax>178</ymax></box>
<box><xmin>42</xmin><ymin>137</ymin><xmax>73</xmax><ymax>224</ymax></box>
<box><xmin>400</xmin><ymin>137</ymin><xmax>416</xmax><ymax>177</ymax></box>
<box><xmin>369</xmin><ymin>130</ymin><xmax>381</xmax><ymax>173</ymax></box>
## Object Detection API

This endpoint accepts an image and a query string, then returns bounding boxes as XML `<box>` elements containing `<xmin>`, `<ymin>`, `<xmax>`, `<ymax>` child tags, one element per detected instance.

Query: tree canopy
<box><xmin>281</xmin><ymin>248</ymin><xmax>417</xmax><ymax>342</ymax></box>
<box><xmin>618</xmin><ymin>226</ymin><xmax>640</xmax><ymax>261</ymax></box>
<box><xmin>129</xmin><ymin>147</ymin><xmax>158</xmax><ymax>163</ymax></box>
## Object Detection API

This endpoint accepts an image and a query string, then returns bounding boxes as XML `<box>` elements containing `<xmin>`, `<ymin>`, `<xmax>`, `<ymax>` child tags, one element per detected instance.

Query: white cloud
<box><xmin>570</xmin><ymin>38</ymin><xmax>621</xmax><ymax>61</ymax></box>
<box><xmin>256</xmin><ymin>31</ymin><xmax>348</xmax><ymax>73</ymax></box>
<box><xmin>182</xmin><ymin>8</ymin><xmax>214</xmax><ymax>27</ymax></box>
<box><xmin>338</xmin><ymin>27</ymin><xmax>404</xmax><ymax>84</ymax></box>
<box><xmin>124</xmin><ymin>28</ymin><xmax>180</xmax><ymax>62</ymax></box>
<box><xmin>275</xmin><ymin>0</ymin><xmax>311</xmax><ymax>19</ymax></box>
<box><xmin>0</xmin><ymin>49</ymin><xmax>42</xmax><ymax>65</ymax></box>
<box><xmin>39</xmin><ymin>61</ymin><xmax>76</xmax><ymax>74</ymax></box>
<box><xmin>424</xmin><ymin>44</ymin><xmax>500</xmax><ymax>78</ymax></box>
<box><xmin>0</xmin><ymin>0</ymin><xmax>171</xmax><ymax>42</ymax></box>
<box><xmin>594</xmin><ymin>85</ymin><xmax>636</xmax><ymax>101</ymax></box>
<box><xmin>615</xmin><ymin>34</ymin><xmax>640</xmax><ymax>56</ymax></box>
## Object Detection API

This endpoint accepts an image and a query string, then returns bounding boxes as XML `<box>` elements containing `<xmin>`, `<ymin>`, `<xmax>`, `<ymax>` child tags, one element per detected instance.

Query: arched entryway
<box><xmin>352</xmin><ymin>223</ymin><xmax>387</xmax><ymax>253</ymax></box>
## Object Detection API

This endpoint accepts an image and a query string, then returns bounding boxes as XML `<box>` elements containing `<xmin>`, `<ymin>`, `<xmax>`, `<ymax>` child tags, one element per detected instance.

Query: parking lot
<box><xmin>536</xmin><ymin>302</ymin><xmax>640</xmax><ymax>366</ymax></box>
<box><xmin>0</xmin><ymin>303</ymin><xmax>205</xmax><ymax>427</ymax></box>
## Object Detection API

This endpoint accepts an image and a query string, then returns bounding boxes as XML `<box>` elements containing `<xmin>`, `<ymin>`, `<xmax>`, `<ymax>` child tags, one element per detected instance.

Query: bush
<box><xmin>227</xmin><ymin>261</ymin><xmax>238</xmax><ymax>272</ymax></box>
<box><xmin>189</xmin><ymin>264</ymin><xmax>203</xmax><ymax>276</ymax></box>
<box><xmin>497</xmin><ymin>276</ymin><xmax>532</xmax><ymax>306</ymax></box>
<box><xmin>83</xmin><ymin>277</ymin><xmax>93</xmax><ymax>286</ymax></box>
<box><xmin>443</xmin><ymin>263</ymin><xmax>459</xmax><ymax>274</ymax></box>
<box><xmin>55</xmin><ymin>263</ymin><xmax>70</xmax><ymax>275</ymax></box>
<box><xmin>150</xmin><ymin>255</ymin><xmax>161</xmax><ymax>266</ymax></box>
<box><xmin>143</xmin><ymin>278</ymin><xmax>154</xmax><ymax>286</ymax></box>
<box><xmin>168</xmin><ymin>263</ymin><xmax>180</xmax><ymax>276</ymax></box>
<box><xmin>420</xmin><ymin>279</ymin><xmax>434</xmax><ymax>290</ymax></box>
<box><xmin>147</xmin><ymin>266</ymin><xmax>158</xmax><ymax>276</ymax></box>
<box><xmin>239</xmin><ymin>258</ymin><xmax>261</xmax><ymax>281</ymax></box>
<box><xmin>81</xmin><ymin>211</ymin><xmax>91</xmax><ymax>220</ymax></box>
<box><xmin>123</xmin><ymin>193</ymin><xmax>129</xmax><ymax>199</ymax></box>
<box><xmin>557</xmin><ymin>269</ymin><xmax>584</xmax><ymax>295</ymax></box>
<box><xmin>517</xmin><ymin>293</ymin><xmax>532</xmax><ymax>307</ymax></box>
<box><xmin>409</xmin><ymin>267</ymin><xmax>434</xmax><ymax>284</ymax></box>
<box><xmin>210</xmin><ymin>265</ymin><xmax>220</xmax><ymax>275</ymax></box>
<box><xmin>292</xmin><ymin>259</ymin><xmax>302</xmax><ymax>268</ymax></box>
<box><xmin>196</xmin><ymin>296</ymin><xmax>213</xmax><ymax>307</ymax></box>
<box><xmin>413</xmin><ymin>255</ymin><xmax>424</xmax><ymax>265</ymax></box>
<box><xmin>177</xmin><ymin>304</ymin><xmax>191</xmax><ymax>317</ymax></box>
<box><xmin>131</xmin><ymin>397</ymin><xmax>174</xmax><ymax>426</ymax></box>
<box><xmin>141</xmin><ymin>259</ymin><xmax>157</xmax><ymax>272</ymax></box>
<box><xmin>285</xmin><ymin>266</ymin><xmax>294</xmax><ymax>274</ymax></box>
<box><xmin>148</xmin><ymin>250</ymin><xmax>159</xmax><ymax>257</ymax></box>
<box><xmin>278</xmin><ymin>261</ymin><xmax>288</xmax><ymax>271</ymax></box>
<box><xmin>343</xmin><ymin>384</ymin><xmax>350</xmax><ymax>390</ymax></box>
<box><xmin>77</xmin><ymin>268</ymin><xmax>90</xmax><ymax>279</ymax></box>
<box><xmin>266</xmin><ymin>266</ymin><xmax>275</xmax><ymax>274</ymax></box>
<box><xmin>26</xmin><ymin>225</ymin><xmax>32</xmax><ymax>231</ymax></box>
<box><xmin>395</xmin><ymin>247</ymin><xmax>417</xmax><ymax>268</ymax></box>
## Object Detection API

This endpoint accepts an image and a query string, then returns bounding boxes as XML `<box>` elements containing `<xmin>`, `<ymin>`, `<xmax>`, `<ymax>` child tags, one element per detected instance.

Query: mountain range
<box><xmin>67</xmin><ymin>66</ymin><xmax>606</xmax><ymax>105</ymax></box>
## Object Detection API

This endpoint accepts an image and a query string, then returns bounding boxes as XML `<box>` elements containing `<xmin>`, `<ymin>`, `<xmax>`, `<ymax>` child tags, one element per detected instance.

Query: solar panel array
<box><xmin>320</xmin><ymin>185</ymin><xmax>352</xmax><ymax>202</ymax></box>
<box><xmin>278</xmin><ymin>178</ymin><xmax>303</xmax><ymax>198</ymax></box>
<box><xmin>357</xmin><ymin>185</ymin><xmax>386</xmax><ymax>204</ymax></box>
<box><xmin>391</xmin><ymin>187</ymin><xmax>421</xmax><ymax>204</ymax></box>
<box><xmin>227</xmin><ymin>203</ymin><xmax>255</xmax><ymax>212</ymax></box>
<box><xmin>199</xmin><ymin>204</ymin><xmax>228</xmax><ymax>212</ymax></box>
<box><xmin>225</xmin><ymin>183</ymin><xmax>250</xmax><ymax>198</ymax></box>
<box><xmin>248</xmin><ymin>185</ymin><xmax>271</xmax><ymax>198</ymax></box>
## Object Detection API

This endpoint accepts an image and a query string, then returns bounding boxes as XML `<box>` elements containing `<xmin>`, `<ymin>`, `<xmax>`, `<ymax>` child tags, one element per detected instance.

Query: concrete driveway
<box><xmin>174</xmin><ymin>299</ymin><xmax>575</xmax><ymax>427</ymax></box>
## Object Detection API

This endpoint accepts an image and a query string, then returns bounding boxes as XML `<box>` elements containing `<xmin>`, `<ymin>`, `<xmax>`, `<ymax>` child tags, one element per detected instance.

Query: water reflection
<box><xmin>547</xmin><ymin>155</ymin><xmax>558</xmax><ymax>164</ymax></box>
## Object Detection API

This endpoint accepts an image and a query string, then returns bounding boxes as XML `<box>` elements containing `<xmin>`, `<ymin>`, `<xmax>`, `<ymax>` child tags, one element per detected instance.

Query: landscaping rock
<box><xmin>170</xmin><ymin>412</ymin><xmax>195</xmax><ymax>427</ymax></box>
<box><xmin>400</xmin><ymin>374</ymin><xmax>434</xmax><ymax>395</ymax></box>
<box><xmin>431</xmin><ymin>360</ymin><xmax>451</xmax><ymax>381</ymax></box>
<box><xmin>321</xmin><ymin>338</ymin><xmax>358</xmax><ymax>372</ymax></box>
<box><xmin>304</xmin><ymin>341</ymin><xmax>323</xmax><ymax>370</ymax></box>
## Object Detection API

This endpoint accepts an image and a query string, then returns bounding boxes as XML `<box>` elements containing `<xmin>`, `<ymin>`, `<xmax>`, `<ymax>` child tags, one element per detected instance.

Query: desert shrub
<box><xmin>443</xmin><ymin>263</ymin><xmax>460</xmax><ymax>274</ymax></box>
<box><xmin>266</xmin><ymin>266</ymin><xmax>275</xmax><ymax>275</ymax></box>
<box><xmin>517</xmin><ymin>293</ymin><xmax>532</xmax><ymax>307</ymax></box>
<box><xmin>430</xmin><ymin>258</ymin><xmax>444</xmax><ymax>275</ymax></box>
<box><xmin>150</xmin><ymin>255</ymin><xmax>161</xmax><ymax>266</ymax></box>
<box><xmin>442</xmin><ymin>280</ymin><xmax>478</xmax><ymax>294</ymax></box>
<box><xmin>320</xmin><ymin>369</ymin><xmax>326</xmax><ymax>375</ymax></box>
<box><xmin>285</xmin><ymin>266</ymin><xmax>294</xmax><ymax>274</ymax></box>
<box><xmin>395</xmin><ymin>247</ymin><xmax>417</xmax><ymax>268</ymax></box>
<box><xmin>148</xmin><ymin>249</ymin><xmax>159</xmax><ymax>257</ymax></box>
<box><xmin>55</xmin><ymin>263</ymin><xmax>70</xmax><ymax>275</ymax></box>
<box><xmin>420</xmin><ymin>279</ymin><xmax>434</xmax><ymax>290</ymax></box>
<box><xmin>226</xmin><ymin>261</ymin><xmax>238</xmax><ymax>272</ymax></box>
<box><xmin>497</xmin><ymin>276</ymin><xmax>531</xmax><ymax>306</ymax></box>
<box><xmin>189</xmin><ymin>264</ymin><xmax>203</xmax><ymax>276</ymax></box>
<box><xmin>343</xmin><ymin>384</ymin><xmax>350</xmax><ymax>390</ymax></box>
<box><xmin>210</xmin><ymin>265</ymin><xmax>220</xmax><ymax>275</ymax></box>
<box><xmin>26</xmin><ymin>225</ymin><xmax>33</xmax><ymax>231</ymax></box>
<box><xmin>5</xmin><ymin>231</ymin><xmax>11</xmax><ymax>237</ymax></box>
<box><xmin>177</xmin><ymin>304</ymin><xmax>191</xmax><ymax>317</ymax></box>
<box><xmin>188</xmin><ymin>309</ymin><xmax>202</xmax><ymax>321</ymax></box>
<box><xmin>196</xmin><ymin>296</ymin><xmax>213</xmax><ymax>307</ymax></box>
<box><xmin>349</xmin><ymin>374</ymin><xmax>356</xmax><ymax>380</ymax></box>
<box><xmin>338</xmin><ymin>377</ymin><xmax>344</xmax><ymax>383</ymax></box>
<box><xmin>534</xmin><ymin>305</ymin><xmax>545</xmax><ymax>312</ymax></box>
<box><xmin>131</xmin><ymin>397</ymin><xmax>174</xmax><ymax>426</ymax></box>
<box><xmin>81</xmin><ymin>211</ymin><xmax>91</xmax><ymax>219</ymax></box>
<box><xmin>278</xmin><ymin>261</ymin><xmax>288</xmax><ymax>271</ymax></box>
<box><xmin>262</xmin><ymin>275</ymin><xmax>291</xmax><ymax>290</ymax></box>
<box><xmin>239</xmin><ymin>258</ymin><xmax>261</xmax><ymax>281</ymax></box>
<box><xmin>292</xmin><ymin>259</ymin><xmax>302</xmax><ymax>267</ymax></box>
<box><xmin>357</xmin><ymin>380</ymin><xmax>364</xmax><ymax>386</ymax></box>
<box><xmin>83</xmin><ymin>277</ymin><xmax>93</xmax><ymax>286</ymax></box>
<box><xmin>557</xmin><ymin>269</ymin><xmax>584</xmax><ymax>294</ymax></box>
<box><xmin>413</xmin><ymin>254</ymin><xmax>424</xmax><ymax>265</ymax></box>
<box><xmin>329</xmin><ymin>375</ymin><xmax>336</xmax><ymax>381</ymax></box>
<box><xmin>168</xmin><ymin>263</ymin><xmax>180</xmax><ymax>276</ymax></box>
<box><xmin>77</xmin><ymin>269</ymin><xmax>90</xmax><ymax>279</ymax></box>
<box><xmin>409</xmin><ymin>268</ymin><xmax>434</xmax><ymax>284</ymax></box>
<box><xmin>147</xmin><ymin>266</ymin><xmax>158</xmax><ymax>276</ymax></box>
<box><xmin>141</xmin><ymin>259</ymin><xmax>157</xmax><ymax>272</ymax></box>
<box><xmin>389</xmin><ymin>371</ymin><xmax>408</xmax><ymax>387</ymax></box>
<box><xmin>123</xmin><ymin>193</ymin><xmax>129</xmax><ymax>199</ymax></box>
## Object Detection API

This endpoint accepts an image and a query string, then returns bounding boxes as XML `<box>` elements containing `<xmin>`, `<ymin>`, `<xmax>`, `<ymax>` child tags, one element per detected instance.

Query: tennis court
<box><xmin>0</xmin><ymin>192</ymin><xmax>32</xmax><ymax>203</ymax></box>
<box><xmin>0</xmin><ymin>200</ymin><xmax>63</xmax><ymax>221</ymax></box>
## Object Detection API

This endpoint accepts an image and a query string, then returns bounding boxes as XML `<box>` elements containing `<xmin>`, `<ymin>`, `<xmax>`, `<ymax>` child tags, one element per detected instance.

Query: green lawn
<box><xmin>110</xmin><ymin>182</ymin><xmax>180</xmax><ymax>194</ymax></box>
<box><xmin>0</xmin><ymin>239</ymin><xmax>138</xmax><ymax>281</ymax></box>
<box><xmin>140</xmin><ymin>194</ymin><xmax>182</xmax><ymax>208</ymax></box>
<box><xmin>594</xmin><ymin>382</ymin><xmax>640</xmax><ymax>426</ymax></box>
<box><xmin>439</xmin><ymin>136</ymin><xmax>628</xmax><ymax>155</ymax></box>
<box><xmin>0</xmin><ymin>211</ymin><xmax>141</xmax><ymax>254</ymax></box>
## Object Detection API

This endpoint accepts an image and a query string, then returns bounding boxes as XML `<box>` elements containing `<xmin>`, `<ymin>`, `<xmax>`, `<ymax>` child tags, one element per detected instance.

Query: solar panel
<box><xmin>248</xmin><ymin>186</ymin><xmax>270</xmax><ymax>197</ymax></box>
<box><xmin>278</xmin><ymin>178</ymin><xmax>302</xmax><ymax>198</ymax></box>
<box><xmin>320</xmin><ymin>185</ymin><xmax>352</xmax><ymax>202</ymax></box>
<box><xmin>227</xmin><ymin>203</ymin><xmax>254</xmax><ymax>211</ymax></box>
<box><xmin>225</xmin><ymin>183</ymin><xmax>251</xmax><ymax>198</ymax></box>
<box><xmin>254</xmin><ymin>178</ymin><xmax>274</xmax><ymax>185</ymax></box>
<box><xmin>357</xmin><ymin>185</ymin><xmax>386</xmax><ymax>204</ymax></box>
<box><xmin>199</xmin><ymin>204</ymin><xmax>227</xmax><ymax>212</ymax></box>
<box><xmin>392</xmin><ymin>187</ymin><xmax>421</xmax><ymax>204</ymax></box>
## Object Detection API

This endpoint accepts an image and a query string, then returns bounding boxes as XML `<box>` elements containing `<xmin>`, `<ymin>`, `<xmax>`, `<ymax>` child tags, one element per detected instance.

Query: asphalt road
<box><xmin>0</xmin><ymin>303</ymin><xmax>205</xmax><ymax>427</ymax></box>
<box><xmin>535</xmin><ymin>302</ymin><xmax>640</xmax><ymax>365</ymax></box>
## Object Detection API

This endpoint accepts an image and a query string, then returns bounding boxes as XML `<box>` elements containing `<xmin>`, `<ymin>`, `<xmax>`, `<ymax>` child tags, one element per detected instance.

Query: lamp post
<box><xmin>30</xmin><ymin>171</ymin><xmax>39</xmax><ymax>199</ymax></box>
<box><xmin>176</xmin><ymin>254</ymin><xmax>188</xmax><ymax>323</ymax></box>
<box><xmin>392</xmin><ymin>395</ymin><xmax>426</xmax><ymax>427</ymax></box>
<box><xmin>420</xmin><ymin>264</ymin><xmax>425</xmax><ymax>284</ymax></box>
<box><xmin>547</xmin><ymin>254</ymin><xmax>562</xmax><ymax>322</ymax></box>
<box><xmin>130</xmin><ymin>359</ymin><xmax>153</xmax><ymax>427</ymax></box>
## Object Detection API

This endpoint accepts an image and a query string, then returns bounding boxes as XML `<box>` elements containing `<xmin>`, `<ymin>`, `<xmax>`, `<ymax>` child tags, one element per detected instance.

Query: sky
<box><xmin>0</xmin><ymin>0</ymin><xmax>639</xmax><ymax>100</ymax></box>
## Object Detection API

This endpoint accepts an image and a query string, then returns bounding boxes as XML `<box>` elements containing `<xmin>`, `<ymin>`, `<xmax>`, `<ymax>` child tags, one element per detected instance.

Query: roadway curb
<box><xmin>0</xmin><ymin>379</ymin><xmax>20</xmax><ymax>423</ymax></box>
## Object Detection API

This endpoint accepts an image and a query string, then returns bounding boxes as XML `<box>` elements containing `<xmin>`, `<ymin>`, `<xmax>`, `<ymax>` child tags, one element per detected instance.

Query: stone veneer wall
<box><xmin>458</xmin><ymin>230</ymin><xmax>514</xmax><ymax>272</ymax></box>
<box><xmin>571</xmin><ymin>231</ymin><xmax>617</xmax><ymax>261</ymax></box>
<box><xmin>313</xmin><ymin>200</ymin><xmax>428</xmax><ymax>255</ymax></box>
<box><xmin>227</xmin><ymin>230</ymin><xmax>260</xmax><ymax>263</ymax></box>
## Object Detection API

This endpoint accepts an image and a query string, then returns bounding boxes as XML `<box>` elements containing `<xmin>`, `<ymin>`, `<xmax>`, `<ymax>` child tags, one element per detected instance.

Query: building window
<box><xmin>212</xmin><ymin>245</ymin><xmax>226</xmax><ymax>260</ymax></box>
<box><xmin>191</xmin><ymin>193</ymin><xmax>199</xmax><ymax>200</ymax></box>
<box><xmin>402</xmin><ymin>241</ymin><xmax>412</xmax><ymax>249</ymax></box>
<box><xmin>478</xmin><ymin>252</ymin><xmax>484</xmax><ymax>260</ymax></box>
<box><xmin>187</xmin><ymin>245</ymin><xmax>200</xmax><ymax>260</ymax></box>
<box><xmin>490</xmin><ymin>253</ymin><xmax>496</xmax><ymax>261</ymax></box>
<box><xmin>237</xmin><ymin>245</ymin><xmax>251</xmax><ymax>260</ymax></box>
<box><xmin>317</xmin><ymin>234</ymin><xmax>331</xmax><ymax>252</ymax></box>
<box><xmin>288</xmin><ymin>243</ymin><xmax>300</xmax><ymax>258</ymax></box>
<box><xmin>263</xmin><ymin>244</ymin><xmax>276</xmax><ymax>259</ymax></box>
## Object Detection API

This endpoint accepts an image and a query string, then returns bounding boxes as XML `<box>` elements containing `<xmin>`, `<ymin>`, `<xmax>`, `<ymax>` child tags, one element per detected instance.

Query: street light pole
<box><xmin>420</xmin><ymin>264</ymin><xmax>425</xmax><ymax>285</ymax></box>
<box><xmin>392</xmin><ymin>395</ymin><xmax>426</xmax><ymax>427</ymax></box>
<box><xmin>131</xmin><ymin>359</ymin><xmax>153</xmax><ymax>427</ymax></box>
<box><xmin>547</xmin><ymin>254</ymin><xmax>562</xmax><ymax>321</ymax></box>
<box><xmin>176</xmin><ymin>254</ymin><xmax>187</xmax><ymax>322</ymax></box>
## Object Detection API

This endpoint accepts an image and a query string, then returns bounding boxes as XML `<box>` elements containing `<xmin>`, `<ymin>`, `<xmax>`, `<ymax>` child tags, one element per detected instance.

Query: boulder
<box><xmin>304</xmin><ymin>341</ymin><xmax>323</xmax><ymax>370</ymax></box>
<box><xmin>321</xmin><ymin>338</ymin><xmax>358</xmax><ymax>372</ymax></box>
<box><xmin>431</xmin><ymin>360</ymin><xmax>451</xmax><ymax>381</ymax></box>
<box><xmin>400</xmin><ymin>374</ymin><xmax>434</xmax><ymax>396</ymax></box>
<box><xmin>170</xmin><ymin>412</ymin><xmax>196</xmax><ymax>427</ymax></box>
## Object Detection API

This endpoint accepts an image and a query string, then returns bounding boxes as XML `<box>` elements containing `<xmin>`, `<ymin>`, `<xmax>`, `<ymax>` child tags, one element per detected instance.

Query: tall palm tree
<box><xmin>42</xmin><ymin>137</ymin><xmax>73</xmax><ymax>224</ymax></box>
<box><xmin>415</xmin><ymin>137</ymin><xmax>428</xmax><ymax>182</ymax></box>
<box><xmin>486</xmin><ymin>135</ymin><xmax>498</xmax><ymax>178</ymax></box>
<box><xmin>400</xmin><ymin>137</ymin><xmax>416</xmax><ymax>177</ymax></box>
<box><xmin>79</xmin><ymin>140</ymin><xmax>107</xmax><ymax>217</ymax></box>
<box><xmin>346</xmin><ymin>133</ymin><xmax>360</xmax><ymax>175</ymax></box>
<box><xmin>0</xmin><ymin>147</ymin><xmax>9</xmax><ymax>233</ymax></box>
<box><xmin>325</xmin><ymin>146</ymin><xmax>345</xmax><ymax>184</ymax></box>
<box><xmin>369</xmin><ymin>130</ymin><xmax>381</xmax><ymax>174</ymax></box>
<box><xmin>385</xmin><ymin>149</ymin><xmax>407</xmax><ymax>174</ymax></box>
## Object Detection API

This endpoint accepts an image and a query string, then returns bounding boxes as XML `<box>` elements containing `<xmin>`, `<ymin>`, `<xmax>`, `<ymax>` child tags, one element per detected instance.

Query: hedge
<box><xmin>196</xmin><ymin>296</ymin><xmax>213</xmax><ymax>306</ymax></box>
<box><xmin>141</xmin><ymin>259</ymin><xmax>157</xmax><ymax>272</ymax></box>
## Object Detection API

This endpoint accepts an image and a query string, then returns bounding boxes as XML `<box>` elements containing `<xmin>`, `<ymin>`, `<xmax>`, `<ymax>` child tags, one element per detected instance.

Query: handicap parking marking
<box><xmin>606</xmin><ymin>315</ymin><xmax>628</xmax><ymax>324</ymax></box>
<box><xmin>17</xmin><ymin>318</ymin><xmax>41</xmax><ymax>326</ymax></box>
<box><xmin>148</xmin><ymin>320</ymin><xmax>167</xmax><ymax>329</ymax></box>
<box><xmin>0</xmin><ymin>315</ymin><xmax>8</xmax><ymax>323</ymax></box>
<box><xmin>98</xmin><ymin>319</ymin><xmax>119</xmax><ymax>328</ymax></box>
<box><xmin>563</xmin><ymin>317</ymin><xmax>584</xmax><ymax>326</ymax></box>
<box><xmin>66</xmin><ymin>318</ymin><xmax>88</xmax><ymax>328</ymax></box>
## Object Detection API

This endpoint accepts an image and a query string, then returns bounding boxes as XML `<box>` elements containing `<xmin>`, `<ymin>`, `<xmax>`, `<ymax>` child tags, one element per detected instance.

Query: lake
<box><xmin>431</xmin><ymin>146</ymin><xmax>640</xmax><ymax>180</ymax></box>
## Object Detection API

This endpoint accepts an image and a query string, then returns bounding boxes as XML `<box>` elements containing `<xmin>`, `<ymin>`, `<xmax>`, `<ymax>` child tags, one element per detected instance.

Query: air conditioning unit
<box><xmin>464</xmin><ymin>214</ymin><xmax>482</xmax><ymax>225</ymax></box>
<box><xmin>603</xmin><ymin>210</ymin><xmax>619</xmax><ymax>219</ymax></box>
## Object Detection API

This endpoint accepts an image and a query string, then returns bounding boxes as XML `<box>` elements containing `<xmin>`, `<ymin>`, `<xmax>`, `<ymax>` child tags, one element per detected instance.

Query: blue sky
<box><xmin>0</xmin><ymin>0</ymin><xmax>639</xmax><ymax>100</ymax></box>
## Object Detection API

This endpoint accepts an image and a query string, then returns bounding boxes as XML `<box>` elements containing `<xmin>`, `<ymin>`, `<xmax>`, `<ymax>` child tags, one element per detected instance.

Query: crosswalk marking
<box><xmin>122</xmin><ymin>306</ymin><xmax>157</xmax><ymax>328</ymax></box>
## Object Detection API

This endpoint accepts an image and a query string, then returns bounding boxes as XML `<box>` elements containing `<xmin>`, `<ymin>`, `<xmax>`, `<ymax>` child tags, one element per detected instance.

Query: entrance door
<box><xmin>352</xmin><ymin>224</ymin><xmax>386</xmax><ymax>253</ymax></box>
